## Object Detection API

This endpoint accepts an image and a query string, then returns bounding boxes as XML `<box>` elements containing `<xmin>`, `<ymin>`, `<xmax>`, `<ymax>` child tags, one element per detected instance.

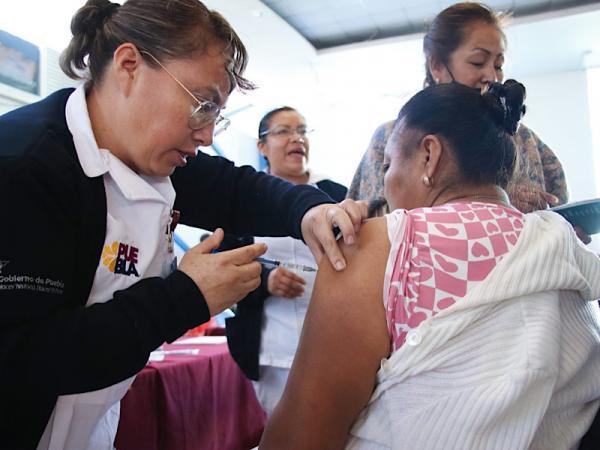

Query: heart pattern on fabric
<box><xmin>472</xmin><ymin>242</ymin><xmax>490</xmax><ymax>257</ymax></box>
<box><xmin>419</xmin><ymin>266</ymin><xmax>434</xmax><ymax>282</ymax></box>
<box><xmin>435</xmin><ymin>223</ymin><xmax>459</xmax><ymax>236</ymax></box>
<box><xmin>437</xmin><ymin>297</ymin><xmax>456</xmax><ymax>309</ymax></box>
<box><xmin>486</xmin><ymin>222</ymin><xmax>499</xmax><ymax>233</ymax></box>
<box><xmin>386</xmin><ymin>202</ymin><xmax>524</xmax><ymax>350</ymax></box>
<box><xmin>434</xmin><ymin>254</ymin><xmax>459</xmax><ymax>272</ymax></box>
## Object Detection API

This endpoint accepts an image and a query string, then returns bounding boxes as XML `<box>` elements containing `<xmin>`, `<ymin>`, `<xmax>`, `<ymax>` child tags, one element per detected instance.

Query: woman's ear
<box><xmin>420</xmin><ymin>134</ymin><xmax>443</xmax><ymax>179</ymax></box>
<box><xmin>112</xmin><ymin>43</ymin><xmax>144</xmax><ymax>96</ymax></box>
<box><xmin>256</xmin><ymin>139</ymin><xmax>269</xmax><ymax>164</ymax></box>
<box><xmin>428</xmin><ymin>57</ymin><xmax>444</xmax><ymax>84</ymax></box>
<box><xmin>257</xmin><ymin>139</ymin><xmax>268</xmax><ymax>159</ymax></box>
<box><xmin>257</xmin><ymin>140</ymin><xmax>270</xmax><ymax>170</ymax></box>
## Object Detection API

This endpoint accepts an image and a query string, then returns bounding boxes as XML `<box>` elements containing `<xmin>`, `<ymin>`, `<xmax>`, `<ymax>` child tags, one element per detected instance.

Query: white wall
<box><xmin>588</xmin><ymin>66</ymin><xmax>600</xmax><ymax>195</ymax></box>
<box><xmin>516</xmin><ymin>70</ymin><xmax>596</xmax><ymax>202</ymax></box>
<box><xmin>203</xmin><ymin>0</ymin><xmax>320</xmax><ymax>168</ymax></box>
<box><xmin>309</xmin><ymin>38</ymin><xmax>424</xmax><ymax>186</ymax></box>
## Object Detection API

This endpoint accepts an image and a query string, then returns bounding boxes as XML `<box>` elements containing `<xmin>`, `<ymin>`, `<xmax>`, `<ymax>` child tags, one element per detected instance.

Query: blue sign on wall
<box><xmin>0</xmin><ymin>29</ymin><xmax>40</xmax><ymax>95</ymax></box>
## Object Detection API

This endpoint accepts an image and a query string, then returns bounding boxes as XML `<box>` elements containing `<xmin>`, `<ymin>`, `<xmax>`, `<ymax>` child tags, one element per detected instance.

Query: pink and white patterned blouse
<box><xmin>385</xmin><ymin>202</ymin><xmax>525</xmax><ymax>351</ymax></box>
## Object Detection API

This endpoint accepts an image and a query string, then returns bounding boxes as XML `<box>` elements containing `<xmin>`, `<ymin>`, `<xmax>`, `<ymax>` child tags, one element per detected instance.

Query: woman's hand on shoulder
<box><xmin>300</xmin><ymin>199</ymin><xmax>368</xmax><ymax>271</ymax></box>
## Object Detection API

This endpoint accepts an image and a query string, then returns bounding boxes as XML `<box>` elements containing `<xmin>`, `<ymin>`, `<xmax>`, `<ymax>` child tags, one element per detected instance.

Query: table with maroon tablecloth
<box><xmin>115</xmin><ymin>339</ymin><xmax>266</xmax><ymax>450</ymax></box>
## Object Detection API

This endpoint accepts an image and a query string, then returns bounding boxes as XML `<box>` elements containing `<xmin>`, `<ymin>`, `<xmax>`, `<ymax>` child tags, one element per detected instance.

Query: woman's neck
<box><xmin>270</xmin><ymin>170</ymin><xmax>310</xmax><ymax>185</ymax></box>
<box><xmin>87</xmin><ymin>86</ymin><xmax>127</xmax><ymax>165</ymax></box>
<box><xmin>431</xmin><ymin>185</ymin><xmax>511</xmax><ymax>208</ymax></box>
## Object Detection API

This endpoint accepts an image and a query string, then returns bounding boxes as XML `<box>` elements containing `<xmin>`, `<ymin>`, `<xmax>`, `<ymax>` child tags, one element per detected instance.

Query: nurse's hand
<box><xmin>301</xmin><ymin>199</ymin><xmax>368</xmax><ymax>271</ymax></box>
<box><xmin>178</xmin><ymin>228</ymin><xmax>267</xmax><ymax>315</ymax></box>
<box><xmin>268</xmin><ymin>267</ymin><xmax>306</xmax><ymax>298</ymax></box>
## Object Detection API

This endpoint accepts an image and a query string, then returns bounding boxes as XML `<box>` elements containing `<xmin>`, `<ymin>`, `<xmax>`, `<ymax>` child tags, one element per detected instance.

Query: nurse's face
<box><xmin>258</xmin><ymin>110</ymin><xmax>310</xmax><ymax>180</ymax></box>
<box><xmin>118</xmin><ymin>44</ymin><xmax>231</xmax><ymax>177</ymax></box>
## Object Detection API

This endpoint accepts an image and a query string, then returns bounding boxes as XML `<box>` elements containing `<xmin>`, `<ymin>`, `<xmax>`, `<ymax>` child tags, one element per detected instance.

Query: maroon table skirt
<box><xmin>115</xmin><ymin>341</ymin><xmax>266</xmax><ymax>450</ymax></box>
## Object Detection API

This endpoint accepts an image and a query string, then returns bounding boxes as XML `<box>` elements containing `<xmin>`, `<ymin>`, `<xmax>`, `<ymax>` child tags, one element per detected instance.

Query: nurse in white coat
<box><xmin>253</xmin><ymin>107</ymin><xmax>347</xmax><ymax>415</ymax></box>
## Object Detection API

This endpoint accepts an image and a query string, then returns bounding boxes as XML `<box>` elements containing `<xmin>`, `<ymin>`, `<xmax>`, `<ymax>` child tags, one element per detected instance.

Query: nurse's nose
<box><xmin>192</xmin><ymin>123</ymin><xmax>215</xmax><ymax>148</ymax></box>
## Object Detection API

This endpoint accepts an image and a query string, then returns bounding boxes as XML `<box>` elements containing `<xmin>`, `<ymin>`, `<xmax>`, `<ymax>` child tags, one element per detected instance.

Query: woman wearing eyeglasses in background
<box><xmin>348</xmin><ymin>2</ymin><xmax>584</xmax><ymax>239</ymax></box>
<box><xmin>0</xmin><ymin>1</ymin><xmax>366</xmax><ymax>449</ymax></box>
<box><xmin>225</xmin><ymin>106</ymin><xmax>347</xmax><ymax>416</ymax></box>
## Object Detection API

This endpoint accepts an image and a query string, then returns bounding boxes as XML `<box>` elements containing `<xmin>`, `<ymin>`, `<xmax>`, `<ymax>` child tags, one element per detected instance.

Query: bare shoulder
<box><xmin>260</xmin><ymin>217</ymin><xmax>391</xmax><ymax>449</ymax></box>
<box><xmin>317</xmin><ymin>217</ymin><xmax>390</xmax><ymax>304</ymax></box>
<box><xmin>310</xmin><ymin>217</ymin><xmax>391</xmax><ymax>350</ymax></box>
<box><xmin>342</xmin><ymin>216</ymin><xmax>390</xmax><ymax>278</ymax></box>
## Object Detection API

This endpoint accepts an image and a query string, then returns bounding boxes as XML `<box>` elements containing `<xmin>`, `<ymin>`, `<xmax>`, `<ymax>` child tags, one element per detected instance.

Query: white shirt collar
<box><xmin>65</xmin><ymin>84</ymin><xmax>108</xmax><ymax>178</ymax></box>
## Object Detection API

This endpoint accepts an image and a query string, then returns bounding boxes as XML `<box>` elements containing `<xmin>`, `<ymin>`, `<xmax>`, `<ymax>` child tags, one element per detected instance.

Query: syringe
<box><xmin>255</xmin><ymin>257</ymin><xmax>317</xmax><ymax>272</ymax></box>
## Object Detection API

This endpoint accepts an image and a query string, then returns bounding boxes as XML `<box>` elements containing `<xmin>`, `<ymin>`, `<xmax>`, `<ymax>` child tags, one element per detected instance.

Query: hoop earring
<box><xmin>422</xmin><ymin>175</ymin><xmax>432</xmax><ymax>187</ymax></box>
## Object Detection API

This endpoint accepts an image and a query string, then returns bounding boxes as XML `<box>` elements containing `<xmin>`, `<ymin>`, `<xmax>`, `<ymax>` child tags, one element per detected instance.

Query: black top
<box><xmin>0</xmin><ymin>89</ymin><xmax>335</xmax><ymax>449</ymax></box>
<box><xmin>225</xmin><ymin>179</ymin><xmax>347</xmax><ymax>381</ymax></box>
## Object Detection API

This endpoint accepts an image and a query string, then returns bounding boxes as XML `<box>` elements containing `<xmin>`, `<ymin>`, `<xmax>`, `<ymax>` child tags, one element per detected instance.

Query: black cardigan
<box><xmin>0</xmin><ymin>89</ymin><xmax>335</xmax><ymax>449</ymax></box>
<box><xmin>226</xmin><ymin>180</ymin><xmax>347</xmax><ymax>381</ymax></box>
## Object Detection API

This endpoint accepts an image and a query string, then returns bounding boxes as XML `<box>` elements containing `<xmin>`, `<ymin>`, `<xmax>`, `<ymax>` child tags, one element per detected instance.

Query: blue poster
<box><xmin>0</xmin><ymin>29</ymin><xmax>40</xmax><ymax>95</ymax></box>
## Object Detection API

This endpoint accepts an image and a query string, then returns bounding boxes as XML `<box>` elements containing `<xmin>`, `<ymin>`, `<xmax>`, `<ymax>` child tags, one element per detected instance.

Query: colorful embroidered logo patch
<box><xmin>102</xmin><ymin>241</ymin><xmax>140</xmax><ymax>277</ymax></box>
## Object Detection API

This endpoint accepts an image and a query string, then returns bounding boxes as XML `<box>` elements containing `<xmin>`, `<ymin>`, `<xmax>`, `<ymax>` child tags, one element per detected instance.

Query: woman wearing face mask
<box><xmin>226</xmin><ymin>106</ymin><xmax>347</xmax><ymax>416</ymax></box>
<box><xmin>260</xmin><ymin>80</ymin><xmax>600</xmax><ymax>450</ymax></box>
<box><xmin>348</xmin><ymin>3</ymin><xmax>572</xmax><ymax>225</ymax></box>
<box><xmin>0</xmin><ymin>1</ymin><xmax>366</xmax><ymax>448</ymax></box>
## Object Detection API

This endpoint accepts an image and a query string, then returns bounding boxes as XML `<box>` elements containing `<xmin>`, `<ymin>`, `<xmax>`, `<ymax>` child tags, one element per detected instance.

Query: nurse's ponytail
<box><xmin>60</xmin><ymin>0</ymin><xmax>254</xmax><ymax>92</ymax></box>
<box><xmin>60</xmin><ymin>0</ymin><xmax>120</xmax><ymax>82</ymax></box>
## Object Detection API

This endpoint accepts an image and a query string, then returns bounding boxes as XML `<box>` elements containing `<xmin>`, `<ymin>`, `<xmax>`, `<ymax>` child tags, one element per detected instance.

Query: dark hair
<box><xmin>257</xmin><ymin>106</ymin><xmax>297</xmax><ymax>140</ymax></box>
<box><xmin>60</xmin><ymin>0</ymin><xmax>254</xmax><ymax>92</ymax></box>
<box><xmin>397</xmin><ymin>79</ymin><xmax>526</xmax><ymax>188</ymax></box>
<box><xmin>423</xmin><ymin>2</ymin><xmax>508</xmax><ymax>86</ymax></box>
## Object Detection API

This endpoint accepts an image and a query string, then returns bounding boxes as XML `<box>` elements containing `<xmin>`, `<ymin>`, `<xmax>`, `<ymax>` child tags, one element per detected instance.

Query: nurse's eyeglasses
<box><xmin>141</xmin><ymin>51</ymin><xmax>230</xmax><ymax>136</ymax></box>
<box><xmin>259</xmin><ymin>127</ymin><xmax>314</xmax><ymax>139</ymax></box>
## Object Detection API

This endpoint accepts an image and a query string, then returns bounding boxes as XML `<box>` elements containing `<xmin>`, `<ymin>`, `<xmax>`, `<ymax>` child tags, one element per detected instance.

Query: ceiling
<box><xmin>259</xmin><ymin>0</ymin><xmax>600</xmax><ymax>50</ymax></box>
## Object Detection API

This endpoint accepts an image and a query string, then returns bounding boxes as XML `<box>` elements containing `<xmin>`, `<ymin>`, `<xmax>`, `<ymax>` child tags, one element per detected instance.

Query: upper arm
<box><xmin>172</xmin><ymin>151</ymin><xmax>333</xmax><ymax>238</ymax></box>
<box><xmin>260</xmin><ymin>218</ymin><xmax>391</xmax><ymax>449</ymax></box>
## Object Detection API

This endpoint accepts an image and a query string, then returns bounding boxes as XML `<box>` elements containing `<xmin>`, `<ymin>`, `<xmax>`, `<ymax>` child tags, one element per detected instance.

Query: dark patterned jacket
<box><xmin>348</xmin><ymin>120</ymin><xmax>568</xmax><ymax>215</ymax></box>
